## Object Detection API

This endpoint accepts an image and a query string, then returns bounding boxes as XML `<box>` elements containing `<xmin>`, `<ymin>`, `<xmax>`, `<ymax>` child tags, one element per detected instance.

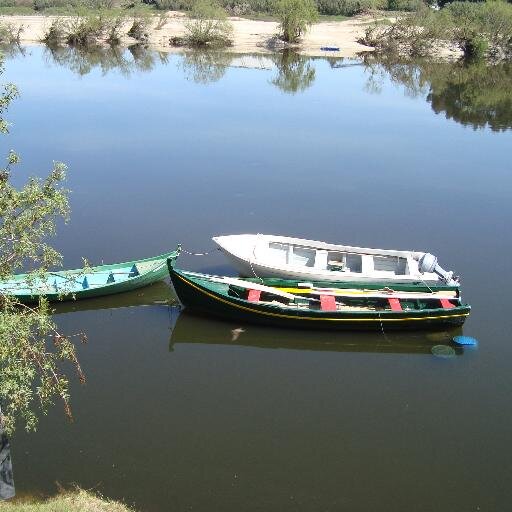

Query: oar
<box><xmin>200</xmin><ymin>275</ymin><xmax>317</xmax><ymax>302</ymax></box>
<box><xmin>277</xmin><ymin>288</ymin><xmax>456</xmax><ymax>300</ymax></box>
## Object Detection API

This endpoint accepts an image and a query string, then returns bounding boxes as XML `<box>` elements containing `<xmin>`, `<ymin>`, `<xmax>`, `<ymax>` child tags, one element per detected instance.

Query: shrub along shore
<box><xmin>0</xmin><ymin>8</ymin><xmax>375</xmax><ymax>56</ymax></box>
<box><xmin>0</xmin><ymin>0</ymin><xmax>510</xmax><ymax>60</ymax></box>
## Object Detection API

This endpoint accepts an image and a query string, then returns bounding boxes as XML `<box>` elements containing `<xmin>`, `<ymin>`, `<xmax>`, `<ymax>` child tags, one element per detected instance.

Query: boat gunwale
<box><xmin>8</xmin><ymin>248</ymin><xmax>179</xmax><ymax>282</ymax></box>
<box><xmin>213</xmin><ymin>234</ymin><xmax>426</xmax><ymax>259</ymax></box>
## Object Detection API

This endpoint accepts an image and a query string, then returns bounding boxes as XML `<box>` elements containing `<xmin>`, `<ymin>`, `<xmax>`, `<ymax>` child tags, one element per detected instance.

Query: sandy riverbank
<box><xmin>0</xmin><ymin>12</ymin><xmax>377</xmax><ymax>57</ymax></box>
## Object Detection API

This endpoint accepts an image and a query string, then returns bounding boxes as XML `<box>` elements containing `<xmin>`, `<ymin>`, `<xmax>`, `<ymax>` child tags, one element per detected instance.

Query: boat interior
<box><xmin>265</xmin><ymin>242</ymin><xmax>408</xmax><ymax>275</ymax></box>
<box><xmin>227</xmin><ymin>284</ymin><xmax>458</xmax><ymax>313</ymax></box>
<box><xmin>0</xmin><ymin>263</ymin><xmax>141</xmax><ymax>294</ymax></box>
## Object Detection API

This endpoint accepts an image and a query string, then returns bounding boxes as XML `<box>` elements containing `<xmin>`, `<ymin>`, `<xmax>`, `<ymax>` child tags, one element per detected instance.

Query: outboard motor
<box><xmin>418</xmin><ymin>253</ymin><xmax>459</xmax><ymax>285</ymax></box>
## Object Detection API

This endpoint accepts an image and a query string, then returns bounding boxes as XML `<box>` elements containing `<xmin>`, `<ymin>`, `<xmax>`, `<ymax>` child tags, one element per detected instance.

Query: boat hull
<box><xmin>4</xmin><ymin>249</ymin><xmax>179</xmax><ymax>303</ymax></box>
<box><xmin>213</xmin><ymin>234</ymin><xmax>452</xmax><ymax>285</ymax></box>
<box><xmin>168</xmin><ymin>266</ymin><xmax>470</xmax><ymax>332</ymax></box>
<box><xmin>219</xmin><ymin>250</ymin><xmax>440</xmax><ymax>285</ymax></box>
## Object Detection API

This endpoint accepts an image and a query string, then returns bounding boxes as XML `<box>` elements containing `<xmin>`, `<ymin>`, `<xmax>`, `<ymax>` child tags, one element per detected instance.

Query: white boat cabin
<box><xmin>263</xmin><ymin>241</ymin><xmax>414</xmax><ymax>278</ymax></box>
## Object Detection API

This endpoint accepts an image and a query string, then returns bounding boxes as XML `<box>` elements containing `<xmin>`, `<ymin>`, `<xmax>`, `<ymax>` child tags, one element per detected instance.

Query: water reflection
<box><xmin>169</xmin><ymin>310</ymin><xmax>465</xmax><ymax>355</ymax></box>
<box><xmin>43</xmin><ymin>44</ymin><xmax>168</xmax><ymax>77</ymax></box>
<box><xmin>12</xmin><ymin>44</ymin><xmax>509</xmax><ymax>130</ymax></box>
<box><xmin>0</xmin><ymin>43</ymin><xmax>25</xmax><ymax>59</ymax></box>
<box><xmin>0</xmin><ymin>428</ymin><xmax>14</xmax><ymax>500</ymax></box>
<box><xmin>179</xmin><ymin>50</ymin><xmax>234</xmax><ymax>84</ymax></box>
<box><xmin>270</xmin><ymin>50</ymin><xmax>316</xmax><ymax>94</ymax></box>
<box><xmin>52</xmin><ymin>281</ymin><xmax>175</xmax><ymax>315</ymax></box>
<box><xmin>363</xmin><ymin>58</ymin><xmax>512</xmax><ymax>131</ymax></box>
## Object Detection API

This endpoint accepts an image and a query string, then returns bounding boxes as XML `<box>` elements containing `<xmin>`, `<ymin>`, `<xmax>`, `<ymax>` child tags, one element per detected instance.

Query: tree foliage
<box><xmin>0</xmin><ymin>57</ymin><xmax>85</xmax><ymax>435</ymax></box>
<box><xmin>273</xmin><ymin>0</ymin><xmax>318</xmax><ymax>43</ymax></box>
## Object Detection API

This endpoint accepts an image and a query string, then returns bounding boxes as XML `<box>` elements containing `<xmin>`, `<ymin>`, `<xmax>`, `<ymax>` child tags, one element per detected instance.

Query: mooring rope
<box><xmin>181</xmin><ymin>248</ymin><xmax>216</xmax><ymax>257</ymax></box>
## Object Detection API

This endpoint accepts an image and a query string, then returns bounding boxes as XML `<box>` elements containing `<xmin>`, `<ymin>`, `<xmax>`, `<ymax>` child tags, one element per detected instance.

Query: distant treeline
<box><xmin>0</xmin><ymin>0</ymin><xmax>455</xmax><ymax>16</ymax></box>
<box><xmin>1</xmin><ymin>0</ymin><xmax>511</xmax><ymax>17</ymax></box>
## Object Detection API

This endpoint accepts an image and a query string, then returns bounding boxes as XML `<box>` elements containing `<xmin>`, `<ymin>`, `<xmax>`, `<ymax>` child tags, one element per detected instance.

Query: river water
<box><xmin>3</xmin><ymin>46</ymin><xmax>512</xmax><ymax>511</ymax></box>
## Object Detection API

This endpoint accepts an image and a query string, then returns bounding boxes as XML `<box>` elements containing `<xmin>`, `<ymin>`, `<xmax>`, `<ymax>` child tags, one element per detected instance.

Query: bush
<box><xmin>0</xmin><ymin>22</ymin><xmax>22</xmax><ymax>43</ymax></box>
<box><xmin>359</xmin><ymin>8</ymin><xmax>447</xmax><ymax>56</ymax></box>
<box><xmin>273</xmin><ymin>0</ymin><xmax>318</xmax><ymax>43</ymax></box>
<box><xmin>184</xmin><ymin>0</ymin><xmax>233</xmax><ymax>47</ymax></box>
<box><xmin>105</xmin><ymin>14</ymin><xmax>127</xmax><ymax>45</ymax></box>
<box><xmin>66</xmin><ymin>14</ymin><xmax>110</xmax><ymax>46</ymax></box>
<box><xmin>127</xmin><ymin>14</ymin><xmax>150</xmax><ymax>40</ymax></box>
<box><xmin>387</xmin><ymin>0</ymin><xmax>423</xmax><ymax>11</ymax></box>
<box><xmin>443</xmin><ymin>1</ymin><xmax>512</xmax><ymax>59</ymax></box>
<box><xmin>362</xmin><ymin>1</ymin><xmax>512</xmax><ymax>61</ymax></box>
<box><xmin>33</xmin><ymin>0</ymin><xmax>75</xmax><ymax>10</ymax></box>
<box><xmin>41</xmin><ymin>18</ymin><xmax>67</xmax><ymax>44</ymax></box>
<box><xmin>316</xmin><ymin>0</ymin><xmax>374</xmax><ymax>16</ymax></box>
<box><xmin>154</xmin><ymin>0</ymin><xmax>192</xmax><ymax>9</ymax></box>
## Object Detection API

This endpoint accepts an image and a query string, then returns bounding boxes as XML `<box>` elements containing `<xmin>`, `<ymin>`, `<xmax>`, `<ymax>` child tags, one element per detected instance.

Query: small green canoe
<box><xmin>167</xmin><ymin>258</ymin><xmax>471</xmax><ymax>331</ymax></box>
<box><xmin>1</xmin><ymin>248</ymin><xmax>180</xmax><ymax>303</ymax></box>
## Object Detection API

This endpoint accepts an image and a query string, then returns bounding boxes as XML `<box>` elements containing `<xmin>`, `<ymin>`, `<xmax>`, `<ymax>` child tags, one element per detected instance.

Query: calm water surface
<box><xmin>3</xmin><ymin>46</ymin><xmax>512</xmax><ymax>511</ymax></box>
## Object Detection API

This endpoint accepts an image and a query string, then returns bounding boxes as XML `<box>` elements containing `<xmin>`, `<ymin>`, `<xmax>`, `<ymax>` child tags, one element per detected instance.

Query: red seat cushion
<box><xmin>320</xmin><ymin>295</ymin><xmax>337</xmax><ymax>311</ymax></box>
<box><xmin>388</xmin><ymin>298</ymin><xmax>402</xmax><ymax>311</ymax></box>
<box><xmin>247</xmin><ymin>289</ymin><xmax>261</xmax><ymax>302</ymax></box>
<box><xmin>440</xmin><ymin>298</ymin><xmax>455</xmax><ymax>309</ymax></box>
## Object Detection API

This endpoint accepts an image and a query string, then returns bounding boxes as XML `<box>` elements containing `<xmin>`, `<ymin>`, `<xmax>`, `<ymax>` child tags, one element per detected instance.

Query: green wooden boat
<box><xmin>1</xmin><ymin>248</ymin><xmax>180</xmax><ymax>303</ymax></box>
<box><xmin>167</xmin><ymin>258</ymin><xmax>471</xmax><ymax>331</ymax></box>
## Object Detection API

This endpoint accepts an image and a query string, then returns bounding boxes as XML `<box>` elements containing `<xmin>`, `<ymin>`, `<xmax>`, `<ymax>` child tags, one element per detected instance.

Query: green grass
<box><xmin>0</xmin><ymin>489</ymin><xmax>136</xmax><ymax>512</ymax></box>
<box><xmin>318</xmin><ymin>14</ymin><xmax>349</xmax><ymax>21</ymax></box>
<box><xmin>0</xmin><ymin>6</ymin><xmax>35</xmax><ymax>14</ymax></box>
<box><xmin>0</xmin><ymin>4</ymin><xmax>155</xmax><ymax>16</ymax></box>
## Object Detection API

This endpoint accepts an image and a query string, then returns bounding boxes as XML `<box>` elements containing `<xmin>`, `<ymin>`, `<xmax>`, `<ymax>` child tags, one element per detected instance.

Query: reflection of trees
<box><xmin>426</xmin><ymin>63</ymin><xmax>512</xmax><ymax>132</ymax></box>
<box><xmin>270</xmin><ymin>50</ymin><xmax>316</xmax><ymax>94</ymax></box>
<box><xmin>43</xmin><ymin>44</ymin><xmax>166</xmax><ymax>77</ymax></box>
<box><xmin>179</xmin><ymin>50</ymin><xmax>233</xmax><ymax>84</ymax></box>
<box><xmin>363</xmin><ymin>57</ymin><xmax>512</xmax><ymax>131</ymax></box>
<box><xmin>0</xmin><ymin>43</ymin><xmax>25</xmax><ymax>59</ymax></box>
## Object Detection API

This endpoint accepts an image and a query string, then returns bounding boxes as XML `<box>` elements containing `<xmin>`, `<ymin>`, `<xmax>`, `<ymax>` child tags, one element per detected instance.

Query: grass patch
<box><xmin>0</xmin><ymin>489</ymin><xmax>136</xmax><ymax>512</ymax></box>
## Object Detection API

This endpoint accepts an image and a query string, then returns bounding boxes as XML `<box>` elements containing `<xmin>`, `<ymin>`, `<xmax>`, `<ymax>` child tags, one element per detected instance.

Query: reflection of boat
<box><xmin>167</xmin><ymin>261</ymin><xmax>470</xmax><ymax>331</ymax></box>
<box><xmin>169</xmin><ymin>310</ymin><xmax>464</xmax><ymax>355</ymax></box>
<box><xmin>1</xmin><ymin>249</ymin><xmax>179</xmax><ymax>303</ymax></box>
<box><xmin>213</xmin><ymin>234</ymin><xmax>459</xmax><ymax>285</ymax></box>
<box><xmin>52</xmin><ymin>280</ymin><xmax>176</xmax><ymax>314</ymax></box>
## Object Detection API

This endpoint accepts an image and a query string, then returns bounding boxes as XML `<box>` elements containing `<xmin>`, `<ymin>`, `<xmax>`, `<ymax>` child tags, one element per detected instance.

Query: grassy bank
<box><xmin>0</xmin><ymin>489</ymin><xmax>136</xmax><ymax>512</ymax></box>
<box><xmin>0</xmin><ymin>0</ymin><xmax>423</xmax><ymax>17</ymax></box>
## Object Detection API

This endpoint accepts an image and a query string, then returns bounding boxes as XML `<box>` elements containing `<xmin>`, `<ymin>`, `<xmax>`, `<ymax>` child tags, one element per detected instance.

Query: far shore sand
<box><xmin>0</xmin><ymin>12</ymin><xmax>379</xmax><ymax>57</ymax></box>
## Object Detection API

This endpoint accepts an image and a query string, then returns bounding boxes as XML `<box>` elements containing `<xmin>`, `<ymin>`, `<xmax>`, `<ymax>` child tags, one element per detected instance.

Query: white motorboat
<box><xmin>212</xmin><ymin>234</ymin><xmax>459</xmax><ymax>286</ymax></box>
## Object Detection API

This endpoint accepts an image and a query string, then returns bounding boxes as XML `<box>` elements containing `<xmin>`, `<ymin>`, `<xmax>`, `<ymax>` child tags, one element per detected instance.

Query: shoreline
<box><xmin>0</xmin><ymin>11</ymin><xmax>376</xmax><ymax>58</ymax></box>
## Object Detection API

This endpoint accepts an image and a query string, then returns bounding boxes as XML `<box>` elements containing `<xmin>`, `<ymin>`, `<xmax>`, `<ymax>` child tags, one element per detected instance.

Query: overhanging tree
<box><xmin>0</xmin><ymin>56</ymin><xmax>85</xmax><ymax>435</ymax></box>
